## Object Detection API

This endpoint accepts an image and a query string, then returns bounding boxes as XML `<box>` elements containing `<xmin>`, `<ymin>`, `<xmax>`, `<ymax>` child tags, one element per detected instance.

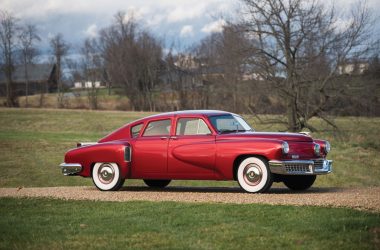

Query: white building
<box><xmin>338</xmin><ymin>62</ymin><xmax>369</xmax><ymax>75</ymax></box>
<box><xmin>74</xmin><ymin>81</ymin><xmax>102</xmax><ymax>89</ymax></box>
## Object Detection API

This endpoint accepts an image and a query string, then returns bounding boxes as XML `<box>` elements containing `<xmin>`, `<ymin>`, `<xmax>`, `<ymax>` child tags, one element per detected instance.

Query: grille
<box><xmin>284</xmin><ymin>164</ymin><xmax>312</xmax><ymax>173</ymax></box>
<box><xmin>314</xmin><ymin>159</ymin><xmax>324</xmax><ymax>170</ymax></box>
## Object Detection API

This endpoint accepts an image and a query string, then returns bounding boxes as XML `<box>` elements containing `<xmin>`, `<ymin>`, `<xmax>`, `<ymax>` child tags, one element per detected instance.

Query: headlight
<box><xmin>282</xmin><ymin>142</ymin><xmax>289</xmax><ymax>154</ymax></box>
<box><xmin>314</xmin><ymin>143</ymin><xmax>320</xmax><ymax>156</ymax></box>
<box><xmin>325</xmin><ymin>141</ymin><xmax>331</xmax><ymax>153</ymax></box>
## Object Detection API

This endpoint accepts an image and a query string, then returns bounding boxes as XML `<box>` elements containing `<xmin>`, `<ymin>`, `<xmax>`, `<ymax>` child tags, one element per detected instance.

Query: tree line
<box><xmin>0</xmin><ymin>0</ymin><xmax>379</xmax><ymax>131</ymax></box>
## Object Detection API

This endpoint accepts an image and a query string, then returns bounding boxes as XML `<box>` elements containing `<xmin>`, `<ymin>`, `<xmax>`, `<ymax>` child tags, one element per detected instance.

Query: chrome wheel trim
<box><xmin>97</xmin><ymin>163</ymin><xmax>115</xmax><ymax>184</ymax></box>
<box><xmin>92</xmin><ymin>162</ymin><xmax>120</xmax><ymax>191</ymax></box>
<box><xmin>237</xmin><ymin>157</ymin><xmax>269</xmax><ymax>193</ymax></box>
<box><xmin>243</xmin><ymin>164</ymin><xmax>263</xmax><ymax>186</ymax></box>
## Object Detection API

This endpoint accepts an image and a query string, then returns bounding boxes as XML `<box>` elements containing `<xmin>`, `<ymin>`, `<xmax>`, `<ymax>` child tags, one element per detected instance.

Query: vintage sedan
<box><xmin>59</xmin><ymin>110</ymin><xmax>332</xmax><ymax>193</ymax></box>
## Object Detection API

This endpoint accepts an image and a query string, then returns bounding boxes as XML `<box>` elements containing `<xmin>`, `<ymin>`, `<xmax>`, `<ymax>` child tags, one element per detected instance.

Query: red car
<box><xmin>59</xmin><ymin>110</ymin><xmax>332</xmax><ymax>193</ymax></box>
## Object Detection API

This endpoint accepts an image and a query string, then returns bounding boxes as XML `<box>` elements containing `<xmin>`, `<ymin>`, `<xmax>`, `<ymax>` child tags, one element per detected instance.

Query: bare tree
<box><xmin>98</xmin><ymin>11</ymin><xmax>163</xmax><ymax>111</ymax></box>
<box><xmin>193</xmin><ymin>26</ymin><xmax>251</xmax><ymax>112</ymax></box>
<box><xmin>80</xmin><ymin>38</ymin><xmax>103</xmax><ymax>109</ymax></box>
<box><xmin>165</xmin><ymin>52</ymin><xmax>203</xmax><ymax>110</ymax></box>
<box><xmin>50</xmin><ymin>33</ymin><xmax>69</xmax><ymax>108</ymax></box>
<box><xmin>0</xmin><ymin>10</ymin><xmax>19</xmax><ymax>107</ymax></box>
<box><xmin>18</xmin><ymin>24</ymin><xmax>40</xmax><ymax>107</ymax></box>
<box><xmin>239</xmin><ymin>0</ymin><xmax>373</xmax><ymax>131</ymax></box>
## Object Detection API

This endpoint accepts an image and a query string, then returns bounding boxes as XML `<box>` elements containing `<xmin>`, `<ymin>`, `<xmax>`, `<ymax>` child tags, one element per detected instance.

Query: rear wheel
<box><xmin>92</xmin><ymin>163</ymin><xmax>125</xmax><ymax>191</ymax></box>
<box><xmin>283</xmin><ymin>175</ymin><xmax>316</xmax><ymax>191</ymax></box>
<box><xmin>143</xmin><ymin>179</ymin><xmax>171</xmax><ymax>188</ymax></box>
<box><xmin>236</xmin><ymin>157</ymin><xmax>273</xmax><ymax>193</ymax></box>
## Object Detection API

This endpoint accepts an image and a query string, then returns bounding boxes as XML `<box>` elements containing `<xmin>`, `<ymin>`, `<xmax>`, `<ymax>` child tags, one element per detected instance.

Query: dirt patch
<box><xmin>0</xmin><ymin>186</ymin><xmax>379</xmax><ymax>212</ymax></box>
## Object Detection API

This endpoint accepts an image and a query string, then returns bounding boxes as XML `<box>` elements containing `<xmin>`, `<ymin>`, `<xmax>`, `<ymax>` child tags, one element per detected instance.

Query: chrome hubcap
<box><xmin>243</xmin><ymin>164</ymin><xmax>262</xmax><ymax>186</ymax></box>
<box><xmin>98</xmin><ymin>164</ymin><xmax>115</xmax><ymax>184</ymax></box>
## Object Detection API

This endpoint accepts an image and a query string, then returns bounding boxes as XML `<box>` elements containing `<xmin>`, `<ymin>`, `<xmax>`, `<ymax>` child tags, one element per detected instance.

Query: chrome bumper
<box><xmin>269</xmin><ymin>159</ymin><xmax>332</xmax><ymax>175</ymax></box>
<box><xmin>59</xmin><ymin>163</ymin><xmax>82</xmax><ymax>176</ymax></box>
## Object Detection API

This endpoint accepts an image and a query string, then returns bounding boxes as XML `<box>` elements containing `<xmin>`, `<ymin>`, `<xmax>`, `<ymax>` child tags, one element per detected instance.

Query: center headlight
<box><xmin>282</xmin><ymin>142</ymin><xmax>289</xmax><ymax>154</ymax></box>
<box><xmin>314</xmin><ymin>143</ymin><xmax>320</xmax><ymax>156</ymax></box>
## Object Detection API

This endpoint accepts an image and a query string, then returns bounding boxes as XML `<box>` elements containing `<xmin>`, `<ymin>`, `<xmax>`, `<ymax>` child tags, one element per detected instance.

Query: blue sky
<box><xmin>1</xmin><ymin>0</ymin><xmax>237</xmax><ymax>55</ymax></box>
<box><xmin>1</xmin><ymin>0</ymin><xmax>379</xmax><ymax>59</ymax></box>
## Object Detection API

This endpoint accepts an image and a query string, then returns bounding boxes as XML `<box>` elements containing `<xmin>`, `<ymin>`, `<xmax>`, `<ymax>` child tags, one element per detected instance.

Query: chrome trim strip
<box><xmin>269</xmin><ymin>159</ymin><xmax>332</xmax><ymax>175</ymax></box>
<box><xmin>59</xmin><ymin>163</ymin><xmax>82</xmax><ymax>176</ymax></box>
<box><xmin>77</xmin><ymin>142</ymin><xmax>97</xmax><ymax>147</ymax></box>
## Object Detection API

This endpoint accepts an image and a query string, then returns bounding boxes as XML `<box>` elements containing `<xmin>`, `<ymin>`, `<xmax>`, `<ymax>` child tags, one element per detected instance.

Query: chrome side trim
<box><xmin>77</xmin><ymin>142</ymin><xmax>97</xmax><ymax>147</ymax></box>
<box><xmin>269</xmin><ymin>159</ymin><xmax>332</xmax><ymax>175</ymax></box>
<box><xmin>59</xmin><ymin>163</ymin><xmax>82</xmax><ymax>176</ymax></box>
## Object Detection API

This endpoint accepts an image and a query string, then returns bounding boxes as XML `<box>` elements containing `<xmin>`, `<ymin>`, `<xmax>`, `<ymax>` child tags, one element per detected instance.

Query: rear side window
<box><xmin>176</xmin><ymin>118</ymin><xmax>211</xmax><ymax>135</ymax></box>
<box><xmin>131</xmin><ymin>124</ymin><xmax>143</xmax><ymax>138</ymax></box>
<box><xmin>143</xmin><ymin>119</ymin><xmax>171</xmax><ymax>136</ymax></box>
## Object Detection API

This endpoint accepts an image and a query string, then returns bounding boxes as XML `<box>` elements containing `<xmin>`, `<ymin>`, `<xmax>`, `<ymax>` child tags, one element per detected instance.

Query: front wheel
<box><xmin>92</xmin><ymin>163</ymin><xmax>125</xmax><ymax>191</ymax></box>
<box><xmin>143</xmin><ymin>179</ymin><xmax>171</xmax><ymax>188</ymax></box>
<box><xmin>283</xmin><ymin>175</ymin><xmax>316</xmax><ymax>191</ymax></box>
<box><xmin>236</xmin><ymin>157</ymin><xmax>273</xmax><ymax>193</ymax></box>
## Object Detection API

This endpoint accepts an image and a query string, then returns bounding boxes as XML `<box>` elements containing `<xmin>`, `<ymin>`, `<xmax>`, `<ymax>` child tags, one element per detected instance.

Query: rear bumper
<box><xmin>59</xmin><ymin>163</ymin><xmax>82</xmax><ymax>176</ymax></box>
<box><xmin>269</xmin><ymin>159</ymin><xmax>332</xmax><ymax>175</ymax></box>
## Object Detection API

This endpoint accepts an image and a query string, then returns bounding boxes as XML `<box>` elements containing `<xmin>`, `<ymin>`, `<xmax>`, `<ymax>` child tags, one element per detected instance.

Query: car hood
<box><xmin>216</xmin><ymin>132</ymin><xmax>313</xmax><ymax>142</ymax></box>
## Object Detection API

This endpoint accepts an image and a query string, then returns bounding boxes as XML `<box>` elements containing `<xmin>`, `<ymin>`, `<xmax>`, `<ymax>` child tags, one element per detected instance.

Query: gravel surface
<box><xmin>0</xmin><ymin>186</ymin><xmax>379</xmax><ymax>212</ymax></box>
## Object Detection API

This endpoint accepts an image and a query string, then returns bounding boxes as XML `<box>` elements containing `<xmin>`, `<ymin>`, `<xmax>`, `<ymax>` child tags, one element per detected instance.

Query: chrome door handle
<box><xmin>170</xmin><ymin>136</ymin><xmax>178</xmax><ymax>140</ymax></box>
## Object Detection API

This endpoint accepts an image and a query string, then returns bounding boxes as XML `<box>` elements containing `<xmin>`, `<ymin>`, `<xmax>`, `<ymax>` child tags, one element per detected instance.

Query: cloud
<box><xmin>167</xmin><ymin>3</ymin><xmax>207</xmax><ymax>23</ymax></box>
<box><xmin>146</xmin><ymin>14</ymin><xmax>166</xmax><ymax>27</ymax></box>
<box><xmin>84</xmin><ymin>24</ymin><xmax>98</xmax><ymax>38</ymax></box>
<box><xmin>180</xmin><ymin>25</ymin><xmax>194</xmax><ymax>37</ymax></box>
<box><xmin>201</xmin><ymin>19</ymin><xmax>226</xmax><ymax>33</ymax></box>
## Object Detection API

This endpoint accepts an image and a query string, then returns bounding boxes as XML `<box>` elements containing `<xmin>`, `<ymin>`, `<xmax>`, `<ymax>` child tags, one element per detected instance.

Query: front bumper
<box><xmin>59</xmin><ymin>163</ymin><xmax>82</xmax><ymax>176</ymax></box>
<box><xmin>269</xmin><ymin>159</ymin><xmax>332</xmax><ymax>175</ymax></box>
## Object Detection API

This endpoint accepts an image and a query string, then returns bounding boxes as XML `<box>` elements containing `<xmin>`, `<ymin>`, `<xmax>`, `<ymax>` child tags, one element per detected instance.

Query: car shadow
<box><xmin>118</xmin><ymin>186</ymin><xmax>343</xmax><ymax>194</ymax></box>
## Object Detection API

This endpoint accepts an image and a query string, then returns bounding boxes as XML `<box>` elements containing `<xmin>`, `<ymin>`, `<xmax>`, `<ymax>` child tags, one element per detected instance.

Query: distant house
<box><xmin>73</xmin><ymin>81</ymin><xmax>103</xmax><ymax>89</ymax></box>
<box><xmin>338</xmin><ymin>60</ymin><xmax>369</xmax><ymax>75</ymax></box>
<box><xmin>0</xmin><ymin>64</ymin><xmax>57</xmax><ymax>96</ymax></box>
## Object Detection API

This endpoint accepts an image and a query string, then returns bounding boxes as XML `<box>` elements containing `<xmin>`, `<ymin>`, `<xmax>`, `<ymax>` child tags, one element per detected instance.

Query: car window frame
<box><xmin>141</xmin><ymin>118</ymin><xmax>173</xmax><ymax>137</ymax></box>
<box><xmin>174</xmin><ymin>116</ymin><xmax>214</xmax><ymax>137</ymax></box>
<box><xmin>130</xmin><ymin>123</ymin><xmax>144</xmax><ymax>138</ymax></box>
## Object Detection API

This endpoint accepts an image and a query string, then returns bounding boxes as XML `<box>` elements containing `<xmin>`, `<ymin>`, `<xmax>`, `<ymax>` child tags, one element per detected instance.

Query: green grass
<box><xmin>0</xmin><ymin>108</ymin><xmax>379</xmax><ymax>188</ymax></box>
<box><xmin>0</xmin><ymin>197</ymin><xmax>379</xmax><ymax>250</ymax></box>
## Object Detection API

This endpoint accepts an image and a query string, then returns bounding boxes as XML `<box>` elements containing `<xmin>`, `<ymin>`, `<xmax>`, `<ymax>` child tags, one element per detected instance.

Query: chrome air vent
<box><xmin>124</xmin><ymin>146</ymin><xmax>132</xmax><ymax>162</ymax></box>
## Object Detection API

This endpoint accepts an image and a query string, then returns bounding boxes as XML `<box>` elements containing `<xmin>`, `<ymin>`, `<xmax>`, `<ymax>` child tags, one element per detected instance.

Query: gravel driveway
<box><xmin>0</xmin><ymin>186</ymin><xmax>379</xmax><ymax>212</ymax></box>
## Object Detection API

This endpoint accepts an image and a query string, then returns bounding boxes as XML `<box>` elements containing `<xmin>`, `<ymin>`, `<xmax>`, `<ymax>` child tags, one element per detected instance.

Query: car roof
<box><xmin>130</xmin><ymin>110</ymin><xmax>236</xmax><ymax>125</ymax></box>
<box><xmin>145</xmin><ymin>110</ymin><xmax>234</xmax><ymax>119</ymax></box>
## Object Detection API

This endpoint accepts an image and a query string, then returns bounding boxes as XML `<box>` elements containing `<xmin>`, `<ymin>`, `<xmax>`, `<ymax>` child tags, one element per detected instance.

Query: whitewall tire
<box><xmin>237</xmin><ymin>157</ymin><xmax>273</xmax><ymax>193</ymax></box>
<box><xmin>92</xmin><ymin>162</ymin><xmax>124</xmax><ymax>191</ymax></box>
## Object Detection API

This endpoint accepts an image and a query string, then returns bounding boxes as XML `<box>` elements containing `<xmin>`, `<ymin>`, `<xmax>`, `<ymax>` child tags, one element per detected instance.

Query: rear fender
<box><xmin>64</xmin><ymin>141</ymin><xmax>131</xmax><ymax>178</ymax></box>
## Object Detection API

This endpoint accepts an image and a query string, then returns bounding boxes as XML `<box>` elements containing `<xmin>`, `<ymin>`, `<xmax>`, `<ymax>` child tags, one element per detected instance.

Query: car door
<box><xmin>168</xmin><ymin>116</ymin><xmax>216</xmax><ymax>179</ymax></box>
<box><xmin>133</xmin><ymin>118</ymin><xmax>172</xmax><ymax>177</ymax></box>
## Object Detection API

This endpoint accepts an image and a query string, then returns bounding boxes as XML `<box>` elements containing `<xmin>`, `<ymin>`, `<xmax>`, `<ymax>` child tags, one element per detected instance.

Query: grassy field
<box><xmin>0</xmin><ymin>197</ymin><xmax>379</xmax><ymax>250</ymax></box>
<box><xmin>0</xmin><ymin>108</ymin><xmax>379</xmax><ymax>188</ymax></box>
<box><xmin>0</xmin><ymin>108</ymin><xmax>379</xmax><ymax>249</ymax></box>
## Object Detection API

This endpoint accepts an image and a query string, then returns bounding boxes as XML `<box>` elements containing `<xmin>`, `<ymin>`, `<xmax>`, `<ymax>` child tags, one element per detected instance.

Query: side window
<box><xmin>176</xmin><ymin>118</ymin><xmax>211</xmax><ymax>135</ymax></box>
<box><xmin>143</xmin><ymin>119</ymin><xmax>171</xmax><ymax>136</ymax></box>
<box><xmin>131</xmin><ymin>123</ymin><xmax>143</xmax><ymax>138</ymax></box>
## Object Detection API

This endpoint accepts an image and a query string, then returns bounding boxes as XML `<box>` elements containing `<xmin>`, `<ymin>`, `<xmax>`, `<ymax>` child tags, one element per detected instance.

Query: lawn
<box><xmin>0</xmin><ymin>197</ymin><xmax>379</xmax><ymax>250</ymax></box>
<box><xmin>0</xmin><ymin>108</ymin><xmax>379</xmax><ymax>250</ymax></box>
<box><xmin>0</xmin><ymin>108</ymin><xmax>379</xmax><ymax>188</ymax></box>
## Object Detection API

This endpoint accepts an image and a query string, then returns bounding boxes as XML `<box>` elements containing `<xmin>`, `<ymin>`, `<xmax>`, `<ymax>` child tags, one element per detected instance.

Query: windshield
<box><xmin>208</xmin><ymin>115</ymin><xmax>253</xmax><ymax>133</ymax></box>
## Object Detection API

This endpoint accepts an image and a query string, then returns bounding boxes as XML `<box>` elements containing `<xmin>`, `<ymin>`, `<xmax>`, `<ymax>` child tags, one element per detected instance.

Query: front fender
<box><xmin>64</xmin><ymin>141</ymin><xmax>131</xmax><ymax>178</ymax></box>
<box><xmin>215</xmin><ymin>139</ymin><xmax>284</xmax><ymax>179</ymax></box>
